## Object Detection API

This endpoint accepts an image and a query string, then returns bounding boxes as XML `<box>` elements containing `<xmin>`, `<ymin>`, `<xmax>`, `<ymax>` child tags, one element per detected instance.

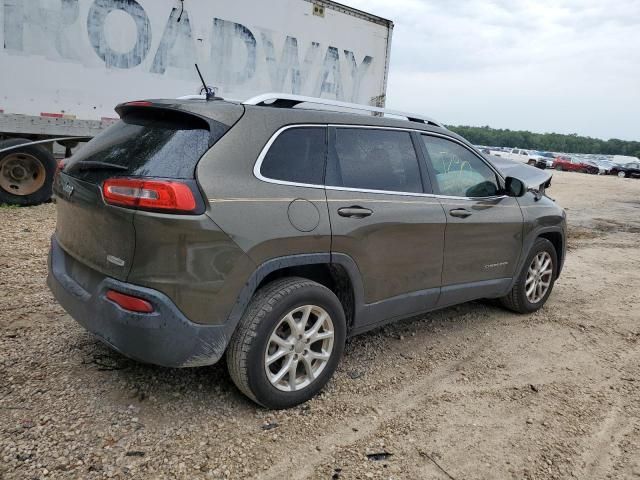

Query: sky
<box><xmin>340</xmin><ymin>0</ymin><xmax>640</xmax><ymax>141</ymax></box>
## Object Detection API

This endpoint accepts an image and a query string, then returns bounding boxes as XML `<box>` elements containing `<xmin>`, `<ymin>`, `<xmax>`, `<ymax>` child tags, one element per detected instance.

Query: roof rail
<box><xmin>243</xmin><ymin>93</ymin><xmax>444</xmax><ymax>128</ymax></box>
<box><xmin>177</xmin><ymin>94</ymin><xmax>207</xmax><ymax>100</ymax></box>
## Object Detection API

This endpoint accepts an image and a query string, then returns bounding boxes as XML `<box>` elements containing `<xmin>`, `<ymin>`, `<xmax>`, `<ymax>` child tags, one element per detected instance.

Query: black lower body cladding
<box><xmin>47</xmin><ymin>237</ymin><xmax>229</xmax><ymax>368</ymax></box>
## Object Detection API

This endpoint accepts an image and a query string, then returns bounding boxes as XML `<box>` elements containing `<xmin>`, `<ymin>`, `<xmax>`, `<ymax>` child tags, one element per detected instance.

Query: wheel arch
<box><xmin>508</xmin><ymin>225</ymin><xmax>566</xmax><ymax>293</ymax></box>
<box><xmin>224</xmin><ymin>253</ymin><xmax>364</xmax><ymax>338</ymax></box>
<box><xmin>537</xmin><ymin>230</ymin><xmax>564</xmax><ymax>276</ymax></box>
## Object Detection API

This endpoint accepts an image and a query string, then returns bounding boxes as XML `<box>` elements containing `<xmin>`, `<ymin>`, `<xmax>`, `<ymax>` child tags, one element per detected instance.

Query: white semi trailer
<box><xmin>0</xmin><ymin>0</ymin><xmax>393</xmax><ymax>205</ymax></box>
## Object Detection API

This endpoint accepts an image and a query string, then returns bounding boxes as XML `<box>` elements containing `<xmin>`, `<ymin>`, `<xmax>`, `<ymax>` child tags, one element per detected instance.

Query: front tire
<box><xmin>226</xmin><ymin>277</ymin><xmax>346</xmax><ymax>409</ymax></box>
<box><xmin>618</xmin><ymin>171</ymin><xmax>626</xmax><ymax>178</ymax></box>
<box><xmin>500</xmin><ymin>238</ymin><xmax>558</xmax><ymax>314</ymax></box>
<box><xmin>555</xmin><ymin>165</ymin><xmax>563</xmax><ymax>171</ymax></box>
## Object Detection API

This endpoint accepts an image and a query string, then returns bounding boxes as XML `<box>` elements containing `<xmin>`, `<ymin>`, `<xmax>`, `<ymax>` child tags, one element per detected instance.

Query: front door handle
<box><xmin>449</xmin><ymin>208</ymin><xmax>472</xmax><ymax>218</ymax></box>
<box><xmin>338</xmin><ymin>206</ymin><xmax>373</xmax><ymax>218</ymax></box>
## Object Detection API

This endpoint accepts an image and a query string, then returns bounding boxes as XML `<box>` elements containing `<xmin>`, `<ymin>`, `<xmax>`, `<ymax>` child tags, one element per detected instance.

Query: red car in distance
<box><xmin>552</xmin><ymin>156</ymin><xmax>599</xmax><ymax>174</ymax></box>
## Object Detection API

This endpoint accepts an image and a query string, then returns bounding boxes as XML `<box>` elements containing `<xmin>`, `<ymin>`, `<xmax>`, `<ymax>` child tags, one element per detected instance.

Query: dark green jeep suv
<box><xmin>48</xmin><ymin>94</ymin><xmax>566</xmax><ymax>408</ymax></box>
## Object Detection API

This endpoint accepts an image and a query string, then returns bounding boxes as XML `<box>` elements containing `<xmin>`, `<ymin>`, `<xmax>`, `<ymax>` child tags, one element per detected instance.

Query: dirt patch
<box><xmin>566</xmin><ymin>225</ymin><xmax>603</xmax><ymax>250</ymax></box>
<box><xmin>592</xmin><ymin>217</ymin><xmax>640</xmax><ymax>234</ymax></box>
<box><xmin>1</xmin><ymin>171</ymin><xmax>640</xmax><ymax>480</ymax></box>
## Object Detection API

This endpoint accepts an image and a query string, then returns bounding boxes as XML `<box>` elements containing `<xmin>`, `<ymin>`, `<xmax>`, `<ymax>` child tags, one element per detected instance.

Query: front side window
<box><xmin>326</xmin><ymin>128</ymin><xmax>423</xmax><ymax>193</ymax></box>
<box><xmin>260</xmin><ymin>127</ymin><xmax>326</xmax><ymax>185</ymax></box>
<box><xmin>421</xmin><ymin>135</ymin><xmax>500</xmax><ymax>198</ymax></box>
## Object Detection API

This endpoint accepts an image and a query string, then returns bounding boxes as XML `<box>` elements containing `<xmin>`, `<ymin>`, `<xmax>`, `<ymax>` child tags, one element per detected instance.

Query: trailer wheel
<box><xmin>0</xmin><ymin>139</ymin><xmax>57</xmax><ymax>206</ymax></box>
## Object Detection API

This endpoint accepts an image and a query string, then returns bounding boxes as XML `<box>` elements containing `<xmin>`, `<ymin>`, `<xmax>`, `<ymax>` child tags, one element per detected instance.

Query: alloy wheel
<box><xmin>265</xmin><ymin>305</ymin><xmax>334</xmax><ymax>392</ymax></box>
<box><xmin>525</xmin><ymin>251</ymin><xmax>553</xmax><ymax>304</ymax></box>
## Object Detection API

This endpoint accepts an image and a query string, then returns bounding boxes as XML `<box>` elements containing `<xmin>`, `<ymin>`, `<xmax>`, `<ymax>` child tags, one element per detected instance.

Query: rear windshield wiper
<box><xmin>71</xmin><ymin>161</ymin><xmax>128</xmax><ymax>171</ymax></box>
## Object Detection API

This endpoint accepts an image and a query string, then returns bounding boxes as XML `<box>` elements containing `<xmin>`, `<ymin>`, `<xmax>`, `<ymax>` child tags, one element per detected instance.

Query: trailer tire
<box><xmin>0</xmin><ymin>139</ymin><xmax>57</xmax><ymax>206</ymax></box>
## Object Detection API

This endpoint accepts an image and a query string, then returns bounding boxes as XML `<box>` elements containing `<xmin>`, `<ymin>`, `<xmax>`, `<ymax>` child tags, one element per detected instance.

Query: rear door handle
<box><xmin>449</xmin><ymin>208</ymin><xmax>472</xmax><ymax>218</ymax></box>
<box><xmin>337</xmin><ymin>206</ymin><xmax>373</xmax><ymax>218</ymax></box>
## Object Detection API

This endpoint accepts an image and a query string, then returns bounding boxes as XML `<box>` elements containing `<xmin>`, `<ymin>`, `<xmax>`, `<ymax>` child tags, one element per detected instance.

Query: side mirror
<box><xmin>505</xmin><ymin>177</ymin><xmax>526</xmax><ymax>197</ymax></box>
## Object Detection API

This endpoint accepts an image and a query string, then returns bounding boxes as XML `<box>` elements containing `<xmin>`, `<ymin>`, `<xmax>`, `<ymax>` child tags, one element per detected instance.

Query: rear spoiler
<box><xmin>115</xmin><ymin>100</ymin><xmax>209</xmax><ymax>120</ymax></box>
<box><xmin>115</xmin><ymin>100</ymin><xmax>232</xmax><ymax>147</ymax></box>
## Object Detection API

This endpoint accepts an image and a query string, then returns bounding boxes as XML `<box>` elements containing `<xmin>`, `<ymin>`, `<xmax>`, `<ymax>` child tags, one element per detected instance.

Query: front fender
<box><xmin>514</xmin><ymin>194</ymin><xmax>567</xmax><ymax>286</ymax></box>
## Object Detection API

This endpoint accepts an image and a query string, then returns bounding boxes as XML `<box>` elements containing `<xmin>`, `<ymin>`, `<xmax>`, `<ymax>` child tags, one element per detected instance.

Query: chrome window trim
<box><xmin>253</xmin><ymin>124</ymin><xmax>508</xmax><ymax>201</ymax></box>
<box><xmin>253</xmin><ymin>124</ymin><xmax>327</xmax><ymax>191</ymax></box>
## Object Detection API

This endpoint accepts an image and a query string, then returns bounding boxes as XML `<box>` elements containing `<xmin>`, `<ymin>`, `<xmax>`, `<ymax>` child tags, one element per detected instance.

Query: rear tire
<box><xmin>555</xmin><ymin>165</ymin><xmax>563</xmax><ymax>171</ymax></box>
<box><xmin>226</xmin><ymin>277</ymin><xmax>346</xmax><ymax>409</ymax></box>
<box><xmin>618</xmin><ymin>171</ymin><xmax>626</xmax><ymax>178</ymax></box>
<box><xmin>500</xmin><ymin>238</ymin><xmax>558</xmax><ymax>314</ymax></box>
<box><xmin>0</xmin><ymin>139</ymin><xmax>57</xmax><ymax>206</ymax></box>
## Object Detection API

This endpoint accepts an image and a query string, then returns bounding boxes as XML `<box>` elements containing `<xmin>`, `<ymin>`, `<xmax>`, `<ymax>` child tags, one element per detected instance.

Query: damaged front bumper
<box><xmin>47</xmin><ymin>237</ymin><xmax>228</xmax><ymax>368</ymax></box>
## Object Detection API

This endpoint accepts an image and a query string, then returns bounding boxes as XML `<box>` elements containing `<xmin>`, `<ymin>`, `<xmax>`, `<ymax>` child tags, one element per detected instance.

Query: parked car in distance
<box><xmin>534</xmin><ymin>152</ymin><xmax>557</xmax><ymax>169</ymax></box>
<box><xmin>500</xmin><ymin>148</ymin><xmax>549</xmax><ymax>166</ymax></box>
<box><xmin>47</xmin><ymin>94</ymin><xmax>566</xmax><ymax>409</ymax></box>
<box><xmin>553</xmin><ymin>156</ymin><xmax>599</xmax><ymax>174</ymax></box>
<box><xmin>609</xmin><ymin>161</ymin><xmax>640</xmax><ymax>178</ymax></box>
<box><xmin>581</xmin><ymin>159</ymin><xmax>614</xmax><ymax>175</ymax></box>
<box><xmin>612</xmin><ymin>155</ymin><xmax>640</xmax><ymax>166</ymax></box>
<box><xmin>525</xmin><ymin>151</ymin><xmax>550</xmax><ymax>167</ymax></box>
<box><xmin>504</xmin><ymin>148</ymin><xmax>532</xmax><ymax>163</ymax></box>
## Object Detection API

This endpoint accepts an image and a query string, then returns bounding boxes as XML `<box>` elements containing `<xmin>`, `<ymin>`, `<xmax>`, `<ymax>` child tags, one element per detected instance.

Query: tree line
<box><xmin>447</xmin><ymin>125</ymin><xmax>640</xmax><ymax>158</ymax></box>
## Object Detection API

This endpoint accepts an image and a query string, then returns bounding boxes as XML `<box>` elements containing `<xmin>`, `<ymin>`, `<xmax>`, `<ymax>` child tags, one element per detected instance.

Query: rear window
<box><xmin>65</xmin><ymin>110</ymin><xmax>213</xmax><ymax>182</ymax></box>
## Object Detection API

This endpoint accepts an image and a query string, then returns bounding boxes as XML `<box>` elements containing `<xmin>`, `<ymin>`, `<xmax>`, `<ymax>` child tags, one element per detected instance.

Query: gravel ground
<box><xmin>1</xmin><ymin>171</ymin><xmax>639</xmax><ymax>480</ymax></box>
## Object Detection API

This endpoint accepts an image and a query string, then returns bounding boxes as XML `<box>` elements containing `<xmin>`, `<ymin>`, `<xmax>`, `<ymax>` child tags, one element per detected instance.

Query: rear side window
<box><xmin>260</xmin><ymin>127</ymin><xmax>326</xmax><ymax>185</ymax></box>
<box><xmin>326</xmin><ymin>128</ymin><xmax>423</xmax><ymax>193</ymax></box>
<box><xmin>65</xmin><ymin>110</ymin><xmax>213</xmax><ymax>182</ymax></box>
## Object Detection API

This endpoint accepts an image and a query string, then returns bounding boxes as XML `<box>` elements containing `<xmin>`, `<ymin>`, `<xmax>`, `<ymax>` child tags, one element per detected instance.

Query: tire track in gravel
<box><xmin>262</xmin><ymin>293</ymin><xmax>638</xmax><ymax>480</ymax></box>
<box><xmin>260</xmin><ymin>334</ymin><xmax>492</xmax><ymax>480</ymax></box>
<box><xmin>574</xmin><ymin>346</ymin><xmax>640</xmax><ymax>479</ymax></box>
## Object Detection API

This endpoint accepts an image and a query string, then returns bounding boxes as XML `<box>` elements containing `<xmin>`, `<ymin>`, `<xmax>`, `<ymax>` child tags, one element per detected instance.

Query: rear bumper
<box><xmin>47</xmin><ymin>237</ymin><xmax>229</xmax><ymax>368</ymax></box>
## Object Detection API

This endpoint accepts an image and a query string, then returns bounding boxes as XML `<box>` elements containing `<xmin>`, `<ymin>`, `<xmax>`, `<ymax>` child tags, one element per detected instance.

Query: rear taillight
<box><xmin>106</xmin><ymin>290</ymin><xmax>154</xmax><ymax>313</ymax></box>
<box><xmin>102</xmin><ymin>178</ymin><xmax>198</xmax><ymax>213</ymax></box>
